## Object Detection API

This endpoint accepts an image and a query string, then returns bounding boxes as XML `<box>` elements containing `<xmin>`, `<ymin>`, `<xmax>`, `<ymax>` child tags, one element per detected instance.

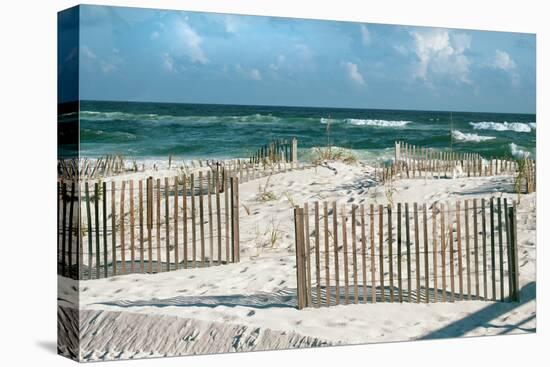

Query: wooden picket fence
<box><xmin>250</xmin><ymin>138</ymin><xmax>298</xmax><ymax>164</ymax></box>
<box><xmin>57</xmin><ymin>172</ymin><xmax>240</xmax><ymax>280</ymax></box>
<box><xmin>58</xmin><ymin>138</ymin><xmax>301</xmax><ymax>181</ymax></box>
<box><xmin>376</xmin><ymin>141</ymin><xmax>536</xmax><ymax>194</ymax></box>
<box><xmin>293</xmin><ymin>198</ymin><xmax>520</xmax><ymax>309</ymax></box>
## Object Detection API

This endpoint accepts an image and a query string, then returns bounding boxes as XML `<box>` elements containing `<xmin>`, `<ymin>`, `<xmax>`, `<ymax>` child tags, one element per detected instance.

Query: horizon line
<box><xmin>68</xmin><ymin>99</ymin><xmax>536</xmax><ymax>116</ymax></box>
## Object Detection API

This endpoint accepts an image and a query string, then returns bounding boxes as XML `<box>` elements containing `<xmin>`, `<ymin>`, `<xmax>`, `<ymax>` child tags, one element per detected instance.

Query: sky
<box><xmin>74</xmin><ymin>5</ymin><xmax>536</xmax><ymax>114</ymax></box>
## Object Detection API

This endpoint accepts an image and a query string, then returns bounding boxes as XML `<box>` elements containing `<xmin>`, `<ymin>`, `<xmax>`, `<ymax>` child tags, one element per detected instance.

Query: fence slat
<box><xmin>405</xmin><ymin>203</ymin><xmax>412</xmax><ymax>302</ymax></box>
<box><xmin>182</xmin><ymin>176</ymin><xmax>188</xmax><ymax>269</ymax></box>
<box><xmin>294</xmin><ymin>207</ymin><xmax>305</xmax><ymax>310</ymax></box>
<box><xmin>93</xmin><ymin>183</ymin><xmax>100</xmax><ymax>278</ymax></box>
<box><xmin>352</xmin><ymin>205</ymin><xmax>359</xmax><ymax>304</ymax></box>
<box><xmin>231</xmin><ymin>177</ymin><xmax>240</xmax><ymax>262</ymax></box>
<box><xmin>378</xmin><ymin>204</ymin><xmax>385</xmax><ymax>302</ymax></box>
<box><xmin>440</xmin><ymin>203</ymin><xmax>446</xmax><ymax>302</ymax></box>
<box><xmin>68</xmin><ymin>182</ymin><xmax>75</xmax><ymax>278</ymax></box>
<box><xmin>174</xmin><ymin>178</ymin><xmax>179</xmax><ymax>269</ymax></box>
<box><xmin>448</xmin><ymin>203</ymin><xmax>455</xmax><ymax>302</ymax></box>
<box><xmin>423</xmin><ymin>204</ymin><xmax>429</xmax><ymax>304</ymax></box>
<box><xmin>315</xmin><ymin>202</ymin><xmax>321</xmax><ymax>307</ymax></box>
<box><xmin>333</xmin><ymin>201</ymin><xmax>340</xmax><ymax>305</ymax></box>
<box><xmin>456</xmin><ymin>200</ymin><xmax>463</xmax><ymax>300</ymax></box>
<box><xmin>164</xmin><ymin>178</ymin><xmax>171</xmax><ymax>271</ymax></box>
<box><xmin>139</xmin><ymin>180</ymin><xmax>144</xmax><ymax>273</ymax></box>
<box><xmin>397</xmin><ymin>203</ymin><xmax>403</xmax><ymax>303</ymax></box>
<box><xmin>413</xmin><ymin>203</ymin><xmax>420</xmax><ymax>303</ymax></box>
<box><xmin>489</xmin><ymin>198</ymin><xmax>497</xmax><ymax>301</ymax></box>
<box><xmin>360</xmin><ymin>204</ymin><xmax>367</xmax><ymax>304</ymax></box>
<box><xmin>85</xmin><ymin>182</ymin><xmax>92</xmax><ymax>280</ymax></box>
<box><xmin>120</xmin><ymin>181</ymin><xmax>127</xmax><ymax>274</ymax></box>
<box><xmin>370</xmin><ymin>204</ymin><xmax>376</xmax><ymax>303</ymax></box>
<box><xmin>155</xmin><ymin>179</ymin><xmax>161</xmax><ymax>272</ymax></box>
<box><xmin>199</xmin><ymin>172</ymin><xmax>205</xmax><ymax>266</ymax></box>
<box><xmin>342</xmin><ymin>204</ymin><xmax>350</xmax><ymax>305</ymax></box>
<box><xmin>432</xmin><ymin>204</ymin><xmax>438</xmax><ymax>302</ymax></box>
<box><xmin>324</xmin><ymin>202</ymin><xmax>331</xmax><ymax>306</ymax></box>
<box><xmin>388</xmin><ymin>205</ymin><xmax>394</xmax><ymax>303</ymax></box>
<box><xmin>465</xmin><ymin>200</ymin><xmax>471</xmax><ymax>300</ymax></box>
<box><xmin>225</xmin><ymin>174</ymin><xmax>230</xmax><ymax>264</ymax></box>
<box><xmin>504</xmin><ymin>199</ymin><xmax>512</xmax><ymax>301</ymax></box>
<box><xmin>130</xmin><ymin>180</ymin><xmax>135</xmax><ymax>273</ymax></box>
<box><xmin>146</xmin><ymin>178</ymin><xmax>152</xmax><ymax>273</ymax></box>
<box><xmin>216</xmin><ymin>172</ymin><xmax>222</xmax><ymax>265</ymax></box>
<box><xmin>208</xmin><ymin>172</ymin><xmax>213</xmax><ymax>267</ymax></box>
<box><xmin>60</xmin><ymin>182</ymin><xmax>67</xmax><ymax>276</ymax></box>
<box><xmin>481</xmin><ymin>198</ymin><xmax>488</xmax><ymax>300</ymax></box>
<box><xmin>102</xmin><ymin>182</ymin><xmax>108</xmax><ymax>278</ymax></box>
<box><xmin>191</xmin><ymin>174</ymin><xmax>197</xmax><ymax>268</ymax></box>
<box><xmin>304</xmin><ymin>203</ymin><xmax>312</xmax><ymax>306</ymax></box>
<box><xmin>498</xmin><ymin>198</ymin><xmax>504</xmax><ymax>302</ymax></box>
<box><xmin>473</xmin><ymin>199</ymin><xmax>480</xmax><ymax>300</ymax></box>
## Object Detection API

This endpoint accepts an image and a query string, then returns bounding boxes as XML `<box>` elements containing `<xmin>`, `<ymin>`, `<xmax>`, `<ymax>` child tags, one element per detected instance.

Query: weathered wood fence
<box><xmin>293</xmin><ymin>198</ymin><xmax>520</xmax><ymax>309</ymax></box>
<box><xmin>58</xmin><ymin>138</ymin><xmax>300</xmax><ymax>181</ymax></box>
<box><xmin>250</xmin><ymin>138</ymin><xmax>298</xmax><ymax>164</ymax></box>
<box><xmin>57</xmin><ymin>172</ymin><xmax>241</xmax><ymax>280</ymax></box>
<box><xmin>377</xmin><ymin>141</ymin><xmax>536</xmax><ymax>193</ymax></box>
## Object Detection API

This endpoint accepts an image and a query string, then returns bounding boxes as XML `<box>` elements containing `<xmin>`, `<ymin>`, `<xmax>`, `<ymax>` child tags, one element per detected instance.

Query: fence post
<box><xmin>146</xmin><ymin>177</ymin><xmax>153</xmax><ymax>273</ymax></box>
<box><xmin>291</xmin><ymin>137</ymin><xmax>298</xmax><ymax>166</ymax></box>
<box><xmin>230</xmin><ymin>176</ymin><xmax>240</xmax><ymax>263</ymax></box>
<box><xmin>61</xmin><ymin>182</ymin><xmax>67</xmax><ymax>277</ymax></box>
<box><xmin>294</xmin><ymin>206</ymin><xmax>306</xmax><ymax>309</ymax></box>
<box><xmin>508</xmin><ymin>206</ymin><xmax>520</xmax><ymax>302</ymax></box>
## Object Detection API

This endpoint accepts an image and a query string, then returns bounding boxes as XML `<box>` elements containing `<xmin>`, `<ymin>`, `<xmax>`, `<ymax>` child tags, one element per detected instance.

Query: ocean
<box><xmin>75</xmin><ymin>100</ymin><xmax>536</xmax><ymax>162</ymax></box>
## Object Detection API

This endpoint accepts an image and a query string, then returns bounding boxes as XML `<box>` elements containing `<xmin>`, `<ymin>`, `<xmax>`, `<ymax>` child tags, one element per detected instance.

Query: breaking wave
<box><xmin>346</xmin><ymin>119</ymin><xmax>411</xmax><ymax>127</ymax></box>
<box><xmin>509</xmin><ymin>143</ymin><xmax>531</xmax><ymax>159</ymax></box>
<box><xmin>452</xmin><ymin>130</ymin><xmax>496</xmax><ymax>142</ymax></box>
<box><xmin>470</xmin><ymin>121</ymin><xmax>535</xmax><ymax>133</ymax></box>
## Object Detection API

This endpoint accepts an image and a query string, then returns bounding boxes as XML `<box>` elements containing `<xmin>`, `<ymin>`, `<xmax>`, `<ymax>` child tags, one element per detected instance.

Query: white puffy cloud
<box><xmin>162</xmin><ymin>53</ymin><xmax>175</xmax><ymax>72</ymax></box>
<box><xmin>235</xmin><ymin>64</ymin><xmax>262</xmax><ymax>81</ymax></box>
<box><xmin>360</xmin><ymin>24</ymin><xmax>371</xmax><ymax>46</ymax></box>
<box><xmin>81</xmin><ymin>45</ymin><xmax>121</xmax><ymax>74</ymax></box>
<box><xmin>411</xmin><ymin>29</ymin><xmax>472</xmax><ymax>84</ymax></box>
<box><xmin>493</xmin><ymin>49</ymin><xmax>516</xmax><ymax>71</ymax></box>
<box><xmin>177</xmin><ymin>20</ymin><xmax>208</xmax><ymax>64</ymax></box>
<box><xmin>224</xmin><ymin>15</ymin><xmax>240</xmax><ymax>33</ymax></box>
<box><xmin>269</xmin><ymin>55</ymin><xmax>286</xmax><ymax>71</ymax></box>
<box><xmin>342</xmin><ymin>61</ymin><xmax>365</xmax><ymax>86</ymax></box>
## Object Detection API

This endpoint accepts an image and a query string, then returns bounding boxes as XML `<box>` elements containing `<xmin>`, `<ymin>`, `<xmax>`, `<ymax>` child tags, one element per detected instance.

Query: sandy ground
<box><xmin>58</xmin><ymin>160</ymin><xmax>536</xmax><ymax>361</ymax></box>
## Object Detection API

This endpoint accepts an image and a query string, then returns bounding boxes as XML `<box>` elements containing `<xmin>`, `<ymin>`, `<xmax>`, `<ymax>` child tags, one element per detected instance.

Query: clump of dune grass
<box><xmin>311</xmin><ymin>116</ymin><xmax>357</xmax><ymax>165</ymax></box>
<box><xmin>311</xmin><ymin>146</ymin><xmax>357</xmax><ymax>165</ymax></box>
<box><xmin>283</xmin><ymin>191</ymin><xmax>297</xmax><ymax>208</ymax></box>
<box><xmin>256</xmin><ymin>175</ymin><xmax>277</xmax><ymax>202</ymax></box>
<box><xmin>514</xmin><ymin>157</ymin><xmax>529</xmax><ymax>204</ymax></box>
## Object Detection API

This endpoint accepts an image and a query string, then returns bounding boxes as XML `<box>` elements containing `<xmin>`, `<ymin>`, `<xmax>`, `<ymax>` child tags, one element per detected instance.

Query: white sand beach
<box><xmin>58</xmin><ymin>160</ymin><xmax>536</xmax><ymax>361</ymax></box>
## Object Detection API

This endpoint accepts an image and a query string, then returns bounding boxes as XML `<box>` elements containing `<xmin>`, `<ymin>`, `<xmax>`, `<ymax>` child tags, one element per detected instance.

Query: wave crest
<box><xmin>509</xmin><ymin>143</ymin><xmax>531</xmax><ymax>159</ymax></box>
<box><xmin>346</xmin><ymin>119</ymin><xmax>411</xmax><ymax>127</ymax></box>
<box><xmin>470</xmin><ymin>121</ymin><xmax>535</xmax><ymax>133</ymax></box>
<box><xmin>452</xmin><ymin>130</ymin><xmax>495</xmax><ymax>142</ymax></box>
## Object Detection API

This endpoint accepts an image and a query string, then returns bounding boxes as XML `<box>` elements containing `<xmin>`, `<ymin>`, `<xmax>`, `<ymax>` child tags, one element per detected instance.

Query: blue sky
<box><xmin>77</xmin><ymin>5</ymin><xmax>536</xmax><ymax>114</ymax></box>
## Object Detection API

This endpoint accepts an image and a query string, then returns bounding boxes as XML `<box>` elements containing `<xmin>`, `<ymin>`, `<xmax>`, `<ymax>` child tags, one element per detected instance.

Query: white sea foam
<box><xmin>452</xmin><ymin>130</ymin><xmax>495</xmax><ymax>142</ymax></box>
<box><xmin>469</xmin><ymin>121</ymin><xmax>535</xmax><ymax>133</ymax></box>
<box><xmin>509</xmin><ymin>143</ymin><xmax>531</xmax><ymax>159</ymax></box>
<box><xmin>346</xmin><ymin>119</ymin><xmax>411</xmax><ymax>127</ymax></box>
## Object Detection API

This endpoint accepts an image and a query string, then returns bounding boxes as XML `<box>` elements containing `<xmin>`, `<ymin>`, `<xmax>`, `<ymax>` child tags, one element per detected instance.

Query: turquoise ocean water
<box><xmin>72</xmin><ymin>100</ymin><xmax>536</xmax><ymax>162</ymax></box>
